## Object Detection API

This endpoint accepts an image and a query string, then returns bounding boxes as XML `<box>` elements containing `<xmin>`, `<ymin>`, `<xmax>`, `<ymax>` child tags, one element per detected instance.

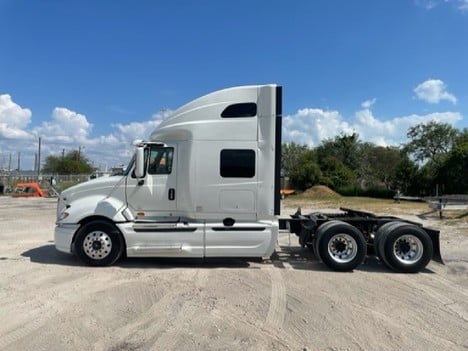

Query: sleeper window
<box><xmin>220</xmin><ymin>149</ymin><xmax>255</xmax><ymax>178</ymax></box>
<box><xmin>221</xmin><ymin>103</ymin><xmax>257</xmax><ymax>118</ymax></box>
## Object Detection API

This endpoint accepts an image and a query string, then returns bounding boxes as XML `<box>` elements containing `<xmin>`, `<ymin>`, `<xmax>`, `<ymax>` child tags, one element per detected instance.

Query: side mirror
<box><xmin>134</xmin><ymin>146</ymin><xmax>145</xmax><ymax>178</ymax></box>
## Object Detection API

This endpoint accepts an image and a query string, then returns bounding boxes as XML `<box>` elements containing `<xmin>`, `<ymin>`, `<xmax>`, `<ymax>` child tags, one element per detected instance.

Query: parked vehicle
<box><xmin>54</xmin><ymin>84</ymin><xmax>441</xmax><ymax>272</ymax></box>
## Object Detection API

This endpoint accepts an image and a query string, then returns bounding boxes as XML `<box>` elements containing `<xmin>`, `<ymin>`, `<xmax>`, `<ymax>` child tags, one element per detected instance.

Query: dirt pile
<box><xmin>303</xmin><ymin>185</ymin><xmax>340</xmax><ymax>199</ymax></box>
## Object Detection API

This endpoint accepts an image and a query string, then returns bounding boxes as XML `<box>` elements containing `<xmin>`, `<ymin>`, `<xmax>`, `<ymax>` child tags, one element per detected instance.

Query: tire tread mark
<box><xmin>265</xmin><ymin>267</ymin><xmax>287</xmax><ymax>330</ymax></box>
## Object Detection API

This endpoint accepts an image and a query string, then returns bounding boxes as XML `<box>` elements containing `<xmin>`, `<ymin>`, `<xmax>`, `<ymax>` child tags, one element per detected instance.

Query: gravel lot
<box><xmin>0</xmin><ymin>196</ymin><xmax>467</xmax><ymax>351</ymax></box>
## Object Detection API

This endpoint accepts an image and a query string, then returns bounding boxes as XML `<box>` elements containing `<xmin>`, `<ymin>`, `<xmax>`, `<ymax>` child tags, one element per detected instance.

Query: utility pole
<box><xmin>17</xmin><ymin>152</ymin><xmax>20</xmax><ymax>171</ymax></box>
<box><xmin>37</xmin><ymin>137</ymin><xmax>41</xmax><ymax>179</ymax></box>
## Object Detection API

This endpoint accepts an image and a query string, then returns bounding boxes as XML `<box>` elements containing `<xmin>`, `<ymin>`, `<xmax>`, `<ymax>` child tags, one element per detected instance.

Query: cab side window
<box><xmin>148</xmin><ymin>147</ymin><xmax>174</xmax><ymax>175</ymax></box>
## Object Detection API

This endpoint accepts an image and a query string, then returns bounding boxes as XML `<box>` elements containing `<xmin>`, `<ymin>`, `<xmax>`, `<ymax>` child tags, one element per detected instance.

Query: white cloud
<box><xmin>355</xmin><ymin>110</ymin><xmax>461</xmax><ymax>146</ymax></box>
<box><xmin>415</xmin><ymin>0</ymin><xmax>468</xmax><ymax>11</ymax></box>
<box><xmin>414</xmin><ymin>79</ymin><xmax>457</xmax><ymax>104</ymax></box>
<box><xmin>112</xmin><ymin>109</ymin><xmax>172</xmax><ymax>143</ymax></box>
<box><xmin>31</xmin><ymin>108</ymin><xmax>173</xmax><ymax>169</ymax></box>
<box><xmin>33</xmin><ymin>107</ymin><xmax>93</xmax><ymax>143</ymax></box>
<box><xmin>86</xmin><ymin>109</ymin><xmax>172</xmax><ymax>168</ymax></box>
<box><xmin>0</xmin><ymin>99</ymin><xmax>173</xmax><ymax>170</ymax></box>
<box><xmin>457</xmin><ymin>0</ymin><xmax>468</xmax><ymax>11</ymax></box>
<box><xmin>283</xmin><ymin>101</ymin><xmax>462</xmax><ymax>147</ymax></box>
<box><xmin>282</xmin><ymin>108</ymin><xmax>354</xmax><ymax>147</ymax></box>
<box><xmin>0</xmin><ymin>94</ymin><xmax>32</xmax><ymax>139</ymax></box>
<box><xmin>414</xmin><ymin>0</ymin><xmax>439</xmax><ymax>10</ymax></box>
<box><xmin>361</xmin><ymin>98</ymin><xmax>376</xmax><ymax>109</ymax></box>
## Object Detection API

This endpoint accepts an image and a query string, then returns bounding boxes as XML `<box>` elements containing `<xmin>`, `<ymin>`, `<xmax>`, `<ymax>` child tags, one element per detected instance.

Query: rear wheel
<box><xmin>382</xmin><ymin>224</ymin><xmax>433</xmax><ymax>273</ymax></box>
<box><xmin>313</xmin><ymin>221</ymin><xmax>342</xmax><ymax>261</ymax></box>
<box><xmin>374</xmin><ymin>221</ymin><xmax>404</xmax><ymax>269</ymax></box>
<box><xmin>74</xmin><ymin>220</ymin><xmax>124</xmax><ymax>266</ymax></box>
<box><xmin>315</xmin><ymin>221</ymin><xmax>367</xmax><ymax>271</ymax></box>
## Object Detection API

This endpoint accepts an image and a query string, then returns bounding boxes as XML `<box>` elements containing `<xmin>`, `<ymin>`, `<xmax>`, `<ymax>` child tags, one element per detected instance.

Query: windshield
<box><xmin>122</xmin><ymin>155</ymin><xmax>135</xmax><ymax>176</ymax></box>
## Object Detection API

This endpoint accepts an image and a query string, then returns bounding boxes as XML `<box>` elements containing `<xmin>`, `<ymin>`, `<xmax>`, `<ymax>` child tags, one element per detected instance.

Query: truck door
<box><xmin>125</xmin><ymin>144</ymin><xmax>204</xmax><ymax>258</ymax></box>
<box><xmin>126</xmin><ymin>144</ymin><xmax>177</xmax><ymax>218</ymax></box>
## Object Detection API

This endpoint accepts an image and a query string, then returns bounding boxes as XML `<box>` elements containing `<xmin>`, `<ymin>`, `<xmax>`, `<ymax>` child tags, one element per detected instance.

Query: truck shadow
<box><xmin>273</xmin><ymin>244</ymin><xmax>388</xmax><ymax>273</ymax></box>
<box><xmin>119</xmin><ymin>257</ymin><xmax>252</xmax><ymax>269</ymax></box>
<box><xmin>272</xmin><ymin>244</ymin><xmax>435</xmax><ymax>274</ymax></box>
<box><xmin>21</xmin><ymin>244</ymin><xmax>82</xmax><ymax>266</ymax></box>
<box><xmin>21</xmin><ymin>244</ymin><xmax>252</xmax><ymax>269</ymax></box>
<box><xmin>20</xmin><ymin>243</ymin><xmax>433</xmax><ymax>273</ymax></box>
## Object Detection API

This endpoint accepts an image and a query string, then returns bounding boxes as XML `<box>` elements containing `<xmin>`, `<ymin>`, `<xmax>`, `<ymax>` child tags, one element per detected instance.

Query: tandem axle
<box><xmin>280</xmin><ymin>207</ymin><xmax>442</xmax><ymax>273</ymax></box>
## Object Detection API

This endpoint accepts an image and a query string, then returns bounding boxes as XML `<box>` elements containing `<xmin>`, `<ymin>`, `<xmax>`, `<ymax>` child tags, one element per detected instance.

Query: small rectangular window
<box><xmin>148</xmin><ymin>147</ymin><xmax>173</xmax><ymax>175</ymax></box>
<box><xmin>221</xmin><ymin>103</ymin><xmax>257</xmax><ymax>118</ymax></box>
<box><xmin>220</xmin><ymin>149</ymin><xmax>255</xmax><ymax>178</ymax></box>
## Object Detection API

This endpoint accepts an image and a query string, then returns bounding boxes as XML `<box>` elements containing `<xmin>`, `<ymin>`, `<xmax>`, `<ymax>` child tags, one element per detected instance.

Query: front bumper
<box><xmin>54</xmin><ymin>224</ymin><xmax>80</xmax><ymax>254</ymax></box>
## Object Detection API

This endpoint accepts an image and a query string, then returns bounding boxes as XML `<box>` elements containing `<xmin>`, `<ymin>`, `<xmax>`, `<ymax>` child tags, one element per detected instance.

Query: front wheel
<box><xmin>74</xmin><ymin>220</ymin><xmax>124</xmax><ymax>266</ymax></box>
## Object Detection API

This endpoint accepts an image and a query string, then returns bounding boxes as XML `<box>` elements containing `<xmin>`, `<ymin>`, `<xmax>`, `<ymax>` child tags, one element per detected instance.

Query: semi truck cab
<box><xmin>55</xmin><ymin>84</ymin><xmax>283</xmax><ymax>265</ymax></box>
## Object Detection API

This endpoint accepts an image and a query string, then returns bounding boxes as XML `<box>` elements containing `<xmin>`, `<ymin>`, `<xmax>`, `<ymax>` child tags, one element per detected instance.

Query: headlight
<box><xmin>57</xmin><ymin>211</ymin><xmax>69</xmax><ymax>221</ymax></box>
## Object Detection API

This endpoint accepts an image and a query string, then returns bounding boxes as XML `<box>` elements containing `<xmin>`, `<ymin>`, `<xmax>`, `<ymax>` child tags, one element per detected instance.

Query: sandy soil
<box><xmin>0</xmin><ymin>196</ymin><xmax>467</xmax><ymax>351</ymax></box>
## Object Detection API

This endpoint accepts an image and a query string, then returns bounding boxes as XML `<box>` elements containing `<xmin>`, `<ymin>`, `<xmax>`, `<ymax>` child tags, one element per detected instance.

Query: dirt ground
<box><xmin>0</xmin><ymin>196</ymin><xmax>467</xmax><ymax>351</ymax></box>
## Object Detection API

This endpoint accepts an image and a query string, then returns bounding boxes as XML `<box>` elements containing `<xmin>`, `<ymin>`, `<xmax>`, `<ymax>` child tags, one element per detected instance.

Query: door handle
<box><xmin>168</xmin><ymin>188</ymin><xmax>175</xmax><ymax>201</ymax></box>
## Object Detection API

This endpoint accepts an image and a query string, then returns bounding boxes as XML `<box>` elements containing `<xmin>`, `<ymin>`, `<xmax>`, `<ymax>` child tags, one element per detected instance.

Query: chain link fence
<box><xmin>0</xmin><ymin>173</ymin><xmax>92</xmax><ymax>195</ymax></box>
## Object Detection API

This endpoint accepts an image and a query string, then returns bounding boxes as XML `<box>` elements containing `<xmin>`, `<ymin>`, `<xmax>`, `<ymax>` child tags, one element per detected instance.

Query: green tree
<box><xmin>316</xmin><ymin>133</ymin><xmax>360</xmax><ymax>189</ymax></box>
<box><xmin>435</xmin><ymin>128</ymin><xmax>468</xmax><ymax>194</ymax></box>
<box><xmin>389</xmin><ymin>154</ymin><xmax>419</xmax><ymax>194</ymax></box>
<box><xmin>317</xmin><ymin>132</ymin><xmax>361</xmax><ymax>171</ymax></box>
<box><xmin>405</xmin><ymin>121</ymin><xmax>458</xmax><ymax>164</ymax></box>
<box><xmin>281</xmin><ymin>142</ymin><xmax>309</xmax><ymax>178</ymax></box>
<box><xmin>43</xmin><ymin>150</ymin><xmax>94</xmax><ymax>174</ymax></box>
<box><xmin>318</xmin><ymin>156</ymin><xmax>356</xmax><ymax>189</ymax></box>
<box><xmin>403</xmin><ymin>122</ymin><xmax>466</xmax><ymax>195</ymax></box>
<box><xmin>361</xmin><ymin>145</ymin><xmax>403</xmax><ymax>189</ymax></box>
<box><xmin>288</xmin><ymin>150</ymin><xmax>322</xmax><ymax>190</ymax></box>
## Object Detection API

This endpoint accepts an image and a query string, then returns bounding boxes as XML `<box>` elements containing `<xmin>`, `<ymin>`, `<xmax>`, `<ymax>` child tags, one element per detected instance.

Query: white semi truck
<box><xmin>54</xmin><ymin>84</ymin><xmax>442</xmax><ymax>272</ymax></box>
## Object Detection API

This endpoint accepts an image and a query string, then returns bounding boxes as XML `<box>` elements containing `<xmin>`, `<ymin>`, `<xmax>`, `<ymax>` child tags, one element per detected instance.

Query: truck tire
<box><xmin>313</xmin><ymin>220</ymin><xmax>343</xmax><ymax>262</ymax></box>
<box><xmin>374</xmin><ymin>221</ymin><xmax>405</xmax><ymax>270</ymax></box>
<box><xmin>315</xmin><ymin>221</ymin><xmax>367</xmax><ymax>271</ymax></box>
<box><xmin>74</xmin><ymin>220</ymin><xmax>125</xmax><ymax>266</ymax></box>
<box><xmin>381</xmin><ymin>224</ymin><xmax>433</xmax><ymax>273</ymax></box>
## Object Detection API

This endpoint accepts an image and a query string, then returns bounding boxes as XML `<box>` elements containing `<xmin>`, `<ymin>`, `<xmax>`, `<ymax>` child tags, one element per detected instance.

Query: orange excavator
<box><xmin>11</xmin><ymin>182</ymin><xmax>45</xmax><ymax>197</ymax></box>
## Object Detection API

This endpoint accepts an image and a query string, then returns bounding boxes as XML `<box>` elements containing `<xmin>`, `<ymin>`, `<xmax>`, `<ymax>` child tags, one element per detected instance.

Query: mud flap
<box><xmin>425</xmin><ymin>228</ymin><xmax>444</xmax><ymax>264</ymax></box>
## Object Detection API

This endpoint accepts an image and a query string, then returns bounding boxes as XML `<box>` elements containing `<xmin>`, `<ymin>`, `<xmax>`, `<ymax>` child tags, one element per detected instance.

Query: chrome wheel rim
<box><xmin>83</xmin><ymin>231</ymin><xmax>112</xmax><ymax>260</ymax></box>
<box><xmin>393</xmin><ymin>235</ymin><xmax>423</xmax><ymax>264</ymax></box>
<box><xmin>328</xmin><ymin>234</ymin><xmax>358</xmax><ymax>263</ymax></box>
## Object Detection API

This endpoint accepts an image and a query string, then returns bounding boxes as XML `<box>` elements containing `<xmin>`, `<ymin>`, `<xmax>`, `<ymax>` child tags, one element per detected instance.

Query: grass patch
<box><xmin>286</xmin><ymin>194</ymin><xmax>424</xmax><ymax>212</ymax></box>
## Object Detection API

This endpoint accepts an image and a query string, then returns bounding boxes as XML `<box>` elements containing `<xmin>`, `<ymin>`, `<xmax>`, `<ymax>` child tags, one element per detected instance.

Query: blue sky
<box><xmin>1</xmin><ymin>0</ymin><xmax>467</xmax><ymax>170</ymax></box>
